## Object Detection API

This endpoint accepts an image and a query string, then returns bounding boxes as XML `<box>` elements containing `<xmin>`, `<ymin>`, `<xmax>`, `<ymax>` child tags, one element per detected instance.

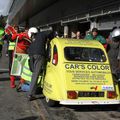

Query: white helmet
<box><xmin>28</xmin><ymin>27</ymin><xmax>38</xmax><ymax>38</ymax></box>
<box><xmin>111</xmin><ymin>28</ymin><xmax>120</xmax><ymax>38</ymax></box>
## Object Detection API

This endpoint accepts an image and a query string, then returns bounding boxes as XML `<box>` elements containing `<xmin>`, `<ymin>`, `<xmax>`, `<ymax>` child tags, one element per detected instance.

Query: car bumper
<box><xmin>60</xmin><ymin>100</ymin><xmax>120</xmax><ymax>105</ymax></box>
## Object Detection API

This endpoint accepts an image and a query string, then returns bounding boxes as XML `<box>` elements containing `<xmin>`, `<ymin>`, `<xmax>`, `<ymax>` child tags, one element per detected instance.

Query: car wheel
<box><xmin>45</xmin><ymin>97</ymin><xmax>57</xmax><ymax>107</ymax></box>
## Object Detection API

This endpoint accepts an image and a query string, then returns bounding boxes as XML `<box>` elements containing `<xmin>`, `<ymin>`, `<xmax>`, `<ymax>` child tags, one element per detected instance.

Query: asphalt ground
<box><xmin>0</xmin><ymin>46</ymin><xmax>43</xmax><ymax>120</ymax></box>
<box><xmin>1</xmin><ymin>45</ymin><xmax>120</xmax><ymax>120</ymax></box>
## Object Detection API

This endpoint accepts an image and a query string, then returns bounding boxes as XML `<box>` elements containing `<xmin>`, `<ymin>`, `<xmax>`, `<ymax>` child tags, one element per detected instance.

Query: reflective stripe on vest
<box><xmin>21</xmin><ymin>57</ymin><xmax>42</xmax><ymax>84</ymax></box>
<box><xmin>0</xmin><ymin>39</ymin><xmax>3</xmax><ymax>45</ymax></box>
<box><xmin>21</xmin><ymin>58</ymin><xmax>32</xmax><ymax>81</ymax></box>
<box><xmin>0</xmin><ymin>28</ymin><xmax>4</xmax><ymax>45</ymax></box>
<box><xmin>8</xmin><ymin>42</ymin><xmax>15</xmax><ymax>50</ymax></box>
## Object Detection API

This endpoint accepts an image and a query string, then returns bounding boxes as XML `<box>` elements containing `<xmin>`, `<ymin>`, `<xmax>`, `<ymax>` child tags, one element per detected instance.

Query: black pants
<box><xmin>0</xmin><ymin>45</ymin><xmax>2</xmax><ymax>57</ymax></box>
<box><xmin>29</xmin><ymin>55</ymin><xmax>45</xmax><ymax>95</ymax></box>
<box><xmin>8</xmin><ymin>50</ymin><xmax>13</xmax><ymax>72</ymax></box>
<box><xmin>0</xmin><ymin>45</ymin><xmax>2</xmax><ymax>51</ymax></box>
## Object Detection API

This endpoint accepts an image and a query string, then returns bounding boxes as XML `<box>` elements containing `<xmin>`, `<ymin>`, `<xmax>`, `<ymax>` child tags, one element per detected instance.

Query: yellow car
<box><xmin>42</xmin><ymin>38</ymin><xmax>120</xmax><ymax>106</ymax></box>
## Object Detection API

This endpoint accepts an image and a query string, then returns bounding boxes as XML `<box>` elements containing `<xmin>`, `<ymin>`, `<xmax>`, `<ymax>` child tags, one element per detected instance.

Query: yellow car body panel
<box><xmin>43</xmin><ymin>38</ymin><xmax>120</xmax><ymax>105</ymax></box>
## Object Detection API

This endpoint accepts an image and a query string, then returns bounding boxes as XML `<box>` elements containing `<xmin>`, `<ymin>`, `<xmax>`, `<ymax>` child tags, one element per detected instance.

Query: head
<box><xmin>24</xmin><ymin>26</ymin><xmax>29</xmax><ymax>32</ymax></box>
<box><xmin>71</xmin><ymin>31</ymin><xmax>76</xmax><ymax>38</ymax></box>
<box><xmin>13</xmin><ymin>25</ymin><xmax>19</xmax><ymax>33</ymax></box>
<box><xmin>47</xmin><ymin>30</ymin><xmax>55</xmax><ymax>41</ymax></box>
<box><xmin>111</xmin><ymin>28</ymin><xmax>120</xmax><ymax>42</ymax></box>
<box><xmin>76</xmin><ymin>31</ymin><xmax>80</xmax><ymax>38</ymax></box>
<box><xmin>28</xmin><ymin>27</ymin><xmax>38</xmax><ymax>38</ymax></box>
<box><xmin>92</xmin><ymin>28</ymin><xmax>98</xmax><ymax>37</ymax></box>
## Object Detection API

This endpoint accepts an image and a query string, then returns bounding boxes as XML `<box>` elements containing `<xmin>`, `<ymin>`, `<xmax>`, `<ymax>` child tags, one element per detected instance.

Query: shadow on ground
<box><xmin>0</xmin><ymin>71</ymin><xmax>9</xmax><ymax>74</ymax></box>
<box><xmin>0</xmin><ymin>77</ymin><xmax>10</xmax><ymax>81</ymax></box>
<box><xmin>65</xmin><ymin>104</ymin><xmax>120</xmax><ymax>112</ymax></box>
<box><xmin>16</xmin><ymin>116</ymin><xmax>39</xmax><ymax>120</ymax></box>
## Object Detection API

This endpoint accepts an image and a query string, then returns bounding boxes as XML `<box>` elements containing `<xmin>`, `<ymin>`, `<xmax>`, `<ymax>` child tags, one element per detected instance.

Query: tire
<box><xmin>45</xmin><ymin>97</ymin><xmax>58</xmax><ymax>107</ymax></box>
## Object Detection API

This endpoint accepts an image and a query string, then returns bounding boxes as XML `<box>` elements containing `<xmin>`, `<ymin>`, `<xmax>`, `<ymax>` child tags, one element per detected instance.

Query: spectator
<box><xmin>107</xmin><ymin>27</ymin><xmax>119</xmax><ymax>76</ymax></box>
<box><xmin>71</xmin><ymin>31</ymin><xmax>76</xmax><ymax>38</ymax></box>
<box><xmin>111</xmin><ymin>28</ymin><xmax>120</xmax><ymax>80</ymax></box>
<box><xmin>76</xmin><ymin>31</ymin><xmax>81</xmax><ymax>39</ymax></box>
<box><xmin>85</xmin><ymin>28</ymin><xmax>107</xmax><ymax>48</ymax></box>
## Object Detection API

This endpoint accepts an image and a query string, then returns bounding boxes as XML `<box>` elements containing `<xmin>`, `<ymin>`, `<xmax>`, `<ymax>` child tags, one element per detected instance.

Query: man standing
<box><xmin>111</xmin><ymin>28</ymin><xmax>120</xmax><ymax>80</ymax></box>
<box><xmin>85</xmin><ymin>28</ymin><xmax>107</xmax><ymax>48</ymax></box>
<box><xmin>4</xmin><ymin>25</ymin><xmax>18</xmax><ymax>88</ymax></box>
<box><xmin>0</xmin><ymin>27</ymin><xmax>4</xmax><ymax>57</ymax></box>
<box><xmin>27</xmin><ymin>27</ymin><xmax>54</xmax><ymax>100</ymax></box>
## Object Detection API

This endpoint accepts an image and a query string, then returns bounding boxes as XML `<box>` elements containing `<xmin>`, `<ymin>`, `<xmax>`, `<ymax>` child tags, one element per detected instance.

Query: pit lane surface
<box><xmin>0</xmin><ymin>47</ymin><xmax>42</xmax><ymax>120</ymax></box>
<box><xmin>0</xmin><ymin>45</ymin><xmax>120</xmax><ymax>120</ymax></box>
<box><xmin>36</xmin><ymin>98</ymin><xmax>120</xmax><ymax>120</ymax></box>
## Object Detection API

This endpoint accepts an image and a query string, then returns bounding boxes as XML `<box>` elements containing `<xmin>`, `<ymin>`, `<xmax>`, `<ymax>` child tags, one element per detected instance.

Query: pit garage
<box><xmin>8</xmin><ymin>0</ymin><xmax>120</xmax><ymax>37</ymax></box>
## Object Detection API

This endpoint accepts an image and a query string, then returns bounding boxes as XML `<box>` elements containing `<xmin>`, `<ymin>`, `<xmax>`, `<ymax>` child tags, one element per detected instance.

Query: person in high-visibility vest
<box><xmin>10</xmin><ymin>27</ymin><xmax>30</xmax><ymax>88</ymax></box>
<box><xmin>4</xmin><ymin>25</ymin><xmax>31</xmax><ymax>88</ymax></box>
<box><xmin>16</xmin><ymin>56</ymin><xmax>42</xmax><ymax>92</ymax></box>
<box><xmin>4</xmin><ymin>25</ymin><xmax>18</xmax><ymax>88</ymax></box>
<box><xmin>0</xmin><ymin>27</ymin><xmax>4</xmax><ymax>57</ymax></box>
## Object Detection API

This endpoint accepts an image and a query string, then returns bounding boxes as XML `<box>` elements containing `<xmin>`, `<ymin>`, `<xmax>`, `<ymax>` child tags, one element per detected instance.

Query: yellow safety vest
<box><xmin>0</xmin><ymin>39</ymin><xmax>3</xmax><ymax>45</ymax></box>
<box><xmin>21</xmin><ymin>57</ymin><xmax>32</xmax><ymax>82</ymax></box>
<box><xmin>21</xmin><ymin>56</ymin><xmax>42</xmax><ymax>85</ymax></box>
<box><xmin>0</xmin><ymin>28</ymin><xmax>4</xmax><ymax>45</ymax></box>
<box><xmin>8</xmin><ymin>41</ymin><xmax>15</xmax><ymax>50</ymax></box>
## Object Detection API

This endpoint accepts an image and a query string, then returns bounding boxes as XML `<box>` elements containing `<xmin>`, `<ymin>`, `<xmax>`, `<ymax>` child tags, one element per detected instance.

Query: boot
<box><xmin>16</xmin><ymin>78</ymin><xmax>25</xmax><ymax>92</ymax></box>
<box><xmin>20</xmin><ymin>78</ymin><xmax>25</xmax><ymax>84</ymax></box>
<box><xmin>10</xmin><ymin>76</ymin><xmax>16</xmax><ymax>88</ymax></box>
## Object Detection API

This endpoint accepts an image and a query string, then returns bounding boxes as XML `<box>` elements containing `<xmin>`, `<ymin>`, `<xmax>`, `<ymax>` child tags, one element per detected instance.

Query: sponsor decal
<box><xmin>65</xmin><ymin>64</ymin><xmax>110</xmax><ymax>70</ymax></box>
<box><xmin>102</xmin><ymin>85</ymin><xmax>114</xmax><ymax>91</ymax></box>
<box><xmin>90</xmin><ymin>86</ymin><xmax>98</xmax><ymax>91</ymax></box>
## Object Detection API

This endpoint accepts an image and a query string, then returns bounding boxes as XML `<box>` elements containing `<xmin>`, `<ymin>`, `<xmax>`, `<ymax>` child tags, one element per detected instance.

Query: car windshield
<box><xmin>64</xmin><ymin>47</ymin><xmax>106</xmax><ymax>62</ymax></box>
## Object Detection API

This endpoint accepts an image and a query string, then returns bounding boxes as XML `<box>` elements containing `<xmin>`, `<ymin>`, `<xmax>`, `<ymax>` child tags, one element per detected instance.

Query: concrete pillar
<box><xmin>90</xmin><ymin>21</ymin><xmax>97</xmax><ymax>31</ymax></box>
<box><xmin>64</xmin><ymin>25</ymin><xmax>69</xmax><ymax>38</ymax></box>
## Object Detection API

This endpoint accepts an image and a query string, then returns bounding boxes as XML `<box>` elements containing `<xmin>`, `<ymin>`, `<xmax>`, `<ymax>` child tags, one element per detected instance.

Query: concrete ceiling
<box><xmin>8</xmin><ymin>0</ymin><xmax>120</xmax><ymax>26</ymax></box>
<box><xmin>8</xmin><ymin>0</ymin><xmax>58</xmax><ymax>24</ymax></box>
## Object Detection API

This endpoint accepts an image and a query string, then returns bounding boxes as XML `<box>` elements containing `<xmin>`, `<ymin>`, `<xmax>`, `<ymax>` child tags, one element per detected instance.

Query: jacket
<box><xmin>11</xmin><ymin>32</ymin><xmax>30</xmax><ymax>52</ymax></box>
<box><xmin>85</xmin><ymin>34</ymin><xmax>106</xmax><ymax>44</ymax></box>
<box><xmin>28</xmin><ymin>32</ymin><xmax>48</xmax><ymax>56</ymax></box>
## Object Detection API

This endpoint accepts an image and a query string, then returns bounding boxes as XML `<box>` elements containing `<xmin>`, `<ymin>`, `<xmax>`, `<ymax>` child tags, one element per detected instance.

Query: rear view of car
<box><xmin>43</xmin><ymin>38</ymin><xmax>120</xmax><ymax>106</ymax></box>
<box><xmin>62</xmin><ymin>45</ymin><xmax>119</xmax><ymax>105</ymax></box>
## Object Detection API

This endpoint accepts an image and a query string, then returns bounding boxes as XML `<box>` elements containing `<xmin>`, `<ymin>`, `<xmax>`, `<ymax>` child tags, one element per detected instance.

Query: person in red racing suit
<box><xmin>4</xmin><ymin>25</ymin><xmax>17</xmax><ymax>88</ymax></box>
<box><xmin>12</xmin><ymin>31</ymin><xmax>30</xmax><ymax>53</ymax></box>
<box><xmin>4</xmin><ymin>25</ymin><xmax>30</xmax><ymax>88</ymax></box>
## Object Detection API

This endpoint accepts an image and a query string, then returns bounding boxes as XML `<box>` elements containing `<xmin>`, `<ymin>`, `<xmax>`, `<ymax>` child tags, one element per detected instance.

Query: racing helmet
<box><xmin>111</xmin><ymin>28</ymin><xmax>120</xmax><ymax>41</ymax></box>
<box><xmin>28</xmin><ymin>27</ymin><xmax>38</xmax><ymax>38</ymax></box>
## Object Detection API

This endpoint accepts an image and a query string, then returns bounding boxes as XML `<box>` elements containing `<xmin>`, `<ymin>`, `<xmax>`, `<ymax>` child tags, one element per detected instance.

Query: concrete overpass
<box><xmin>8</xmin><ymin>0</ymin><xmax>120</xmax><ymax>36</ymax></box>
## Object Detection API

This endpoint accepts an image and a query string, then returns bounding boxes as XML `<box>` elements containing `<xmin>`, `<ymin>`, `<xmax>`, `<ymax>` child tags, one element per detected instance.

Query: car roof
<box><xmin>52</xmin><ymin>38</ymin><xmax>104</xmax><ymax>49</ymax></box>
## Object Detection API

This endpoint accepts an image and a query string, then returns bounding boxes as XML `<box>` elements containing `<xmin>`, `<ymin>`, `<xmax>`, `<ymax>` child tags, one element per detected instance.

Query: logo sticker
<box><xmin>102</xmin><ymin>85</ymin><xmax>114</xmax><ymax>91</ymax></box>
<box><xmin>90</xmin><ymin>86</ymin><xmax>98</xmax><ymax>91</ymax></box>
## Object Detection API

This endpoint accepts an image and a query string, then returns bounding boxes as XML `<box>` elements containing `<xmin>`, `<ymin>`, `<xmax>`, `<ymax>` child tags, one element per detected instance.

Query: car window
<box><xmin>64</xmin><ymin>47</ymin><xmax>106</xmax><ymax>62</ymax></box>
<box><xmin>52</xmin><ymin>45</ymin><xmax>58</xmax><ymax>65</ymax></box>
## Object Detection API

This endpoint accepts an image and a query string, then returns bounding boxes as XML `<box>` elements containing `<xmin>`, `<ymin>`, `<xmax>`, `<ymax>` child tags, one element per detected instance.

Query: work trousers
<box><xmin>8</xmin><ymin>50</ymin><xmax>13</xmax><ymax>71</ymax></box>
<box><xmin>29</xmin><ymin>55</ymin><xmax>45</xmax><ymax>96</ymax></box>
<box><xmin>0</xmin><ymin>45</ymin><xmax>2</xmax><ymax>57</ymax></box>
<box><xmin>0</xmin><ymin>45</ymin><xmax>2</xmax><ymax>51</ymax></box>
